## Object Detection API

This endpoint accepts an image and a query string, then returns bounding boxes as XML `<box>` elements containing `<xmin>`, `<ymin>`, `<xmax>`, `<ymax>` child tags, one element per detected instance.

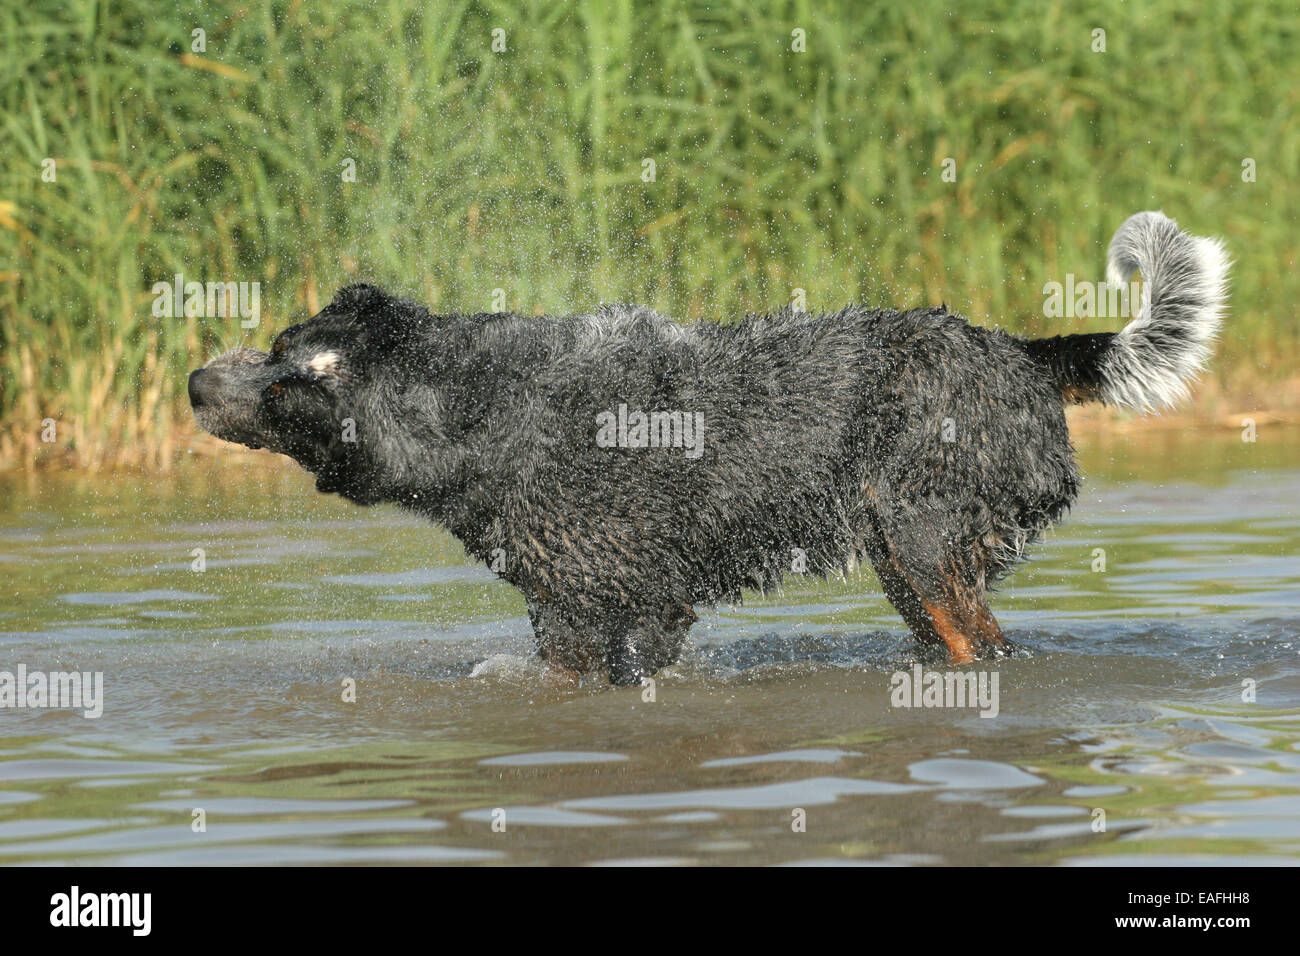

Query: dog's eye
<box><xmin>270</xmin><ymin>339</ymin><xmax>288</xmax><ymax>361</ymax></box>
<box><xmin>266</xmin><ymin>381</ymin><xmax>285</xmax><ymax>398</ymax></box>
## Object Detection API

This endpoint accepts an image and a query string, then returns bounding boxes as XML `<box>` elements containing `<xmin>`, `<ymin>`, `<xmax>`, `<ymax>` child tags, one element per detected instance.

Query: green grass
<box><xmin>2</xmin><ymin>0</ymin><xmax>1297</xmax><ymax>467</ymax></box>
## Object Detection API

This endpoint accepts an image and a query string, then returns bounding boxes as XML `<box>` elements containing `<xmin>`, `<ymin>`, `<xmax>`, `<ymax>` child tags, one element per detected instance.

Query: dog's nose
<box><xmin>188</xmin><ymin>368</ymin><xmax>220</xmax><ymax>408</ymax></box>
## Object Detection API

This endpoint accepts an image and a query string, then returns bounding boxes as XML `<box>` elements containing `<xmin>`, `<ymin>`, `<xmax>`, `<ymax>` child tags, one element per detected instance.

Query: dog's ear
<box><xmin>328</xmin><ymin>283</ymin><xmax>432</xmax><ymax>351</ymax></box>
<box><xmin>330</xmin><ymin>283</ymin><xmax>389</xmax><ymax>314</ymax></box>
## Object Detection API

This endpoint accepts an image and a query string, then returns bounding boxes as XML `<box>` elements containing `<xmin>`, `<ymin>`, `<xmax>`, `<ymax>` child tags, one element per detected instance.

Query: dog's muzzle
<box><xmin>188</xmin><ymin>347</ymin><xmax>271</xmax><ymax>447</ymax></box>
<box><xmin>187</xmin><ymin>367</ymin><xmax>222</xmax><ymax>408</ymax></box>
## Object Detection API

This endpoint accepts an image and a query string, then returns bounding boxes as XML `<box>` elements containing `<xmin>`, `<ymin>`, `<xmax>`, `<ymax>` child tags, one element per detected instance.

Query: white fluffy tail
<box><xmin>1100</xmin><ymin>211</ymin><xmax>1231</xmax><ymax>413</ymax></box>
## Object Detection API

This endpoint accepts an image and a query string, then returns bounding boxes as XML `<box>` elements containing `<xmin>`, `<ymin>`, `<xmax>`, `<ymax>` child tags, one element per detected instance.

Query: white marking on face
<box><xmin>307</xmin><ymin>351</ymin><xmax>341</xmax><ymax>376</ymax></box>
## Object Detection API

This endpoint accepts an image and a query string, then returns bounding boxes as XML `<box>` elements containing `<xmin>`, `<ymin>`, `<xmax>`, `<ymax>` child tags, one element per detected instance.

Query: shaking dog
<box><xmin>190</xmin><ymin>211</ymin><xmax>1229</xmax><ymax>684</ymax></box>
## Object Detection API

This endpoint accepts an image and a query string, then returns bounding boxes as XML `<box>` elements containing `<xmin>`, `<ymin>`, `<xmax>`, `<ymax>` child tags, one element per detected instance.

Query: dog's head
<box><xmin>188</xmin><ymin>283</ymin><xmax>436</xmax><ymax>504</ymax></box>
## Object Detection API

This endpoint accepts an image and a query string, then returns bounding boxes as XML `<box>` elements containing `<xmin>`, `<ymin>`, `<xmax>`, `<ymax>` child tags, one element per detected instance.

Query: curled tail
<box><xmin>1025</xmin><ymin>211</ymin><xmax>1231</xmax><ymax>413</ymax></box>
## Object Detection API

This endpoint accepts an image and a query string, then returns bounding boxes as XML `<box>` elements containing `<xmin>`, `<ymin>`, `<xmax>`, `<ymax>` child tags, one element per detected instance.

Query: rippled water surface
<box><xmin>1</xmin><ymin>427</ymin><xmax>1298</xmax><ymax>865</ymax></box>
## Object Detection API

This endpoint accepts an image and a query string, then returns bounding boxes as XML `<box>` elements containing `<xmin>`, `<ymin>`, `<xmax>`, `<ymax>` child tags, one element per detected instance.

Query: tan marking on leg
<box><xmin>948</xmin><ymin>558</ymin><xmax>1006</xmax><ymax>649</ymax></box>
<box><xmin>922</xmin><ymin>601</ymin><xmax>979</xmax><ymax>664</ymax></box>
<box><xmin>863</xmin><ymin>510</ymin><xmax>1006</xmax><ymax>660</ymax></box>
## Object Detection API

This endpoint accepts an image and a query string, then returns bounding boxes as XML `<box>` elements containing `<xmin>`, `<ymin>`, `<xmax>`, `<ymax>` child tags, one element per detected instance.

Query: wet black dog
<box><xmin>190</xmin><ymin>211</ymin><xmax>1229</xmax><ymax>684</ymax></box>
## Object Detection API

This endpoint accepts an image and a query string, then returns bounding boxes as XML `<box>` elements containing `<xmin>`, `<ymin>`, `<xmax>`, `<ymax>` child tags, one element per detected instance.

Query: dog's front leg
<box><xmin>604</xmin><ymin>603</ymin><xmax>696</xmax><ymax>687</ymax></box>
<box><xmin>525</xmin><ymin>595</ymin><xmax>604</xmax><ymax>677</ymax></box>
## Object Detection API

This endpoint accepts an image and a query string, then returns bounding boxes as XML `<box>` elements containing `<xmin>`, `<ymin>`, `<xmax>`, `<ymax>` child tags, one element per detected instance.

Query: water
<box><xmin>1</xmin><ymin>427</ymin><xmax>1298</xmax><ymax>866</ymax></box>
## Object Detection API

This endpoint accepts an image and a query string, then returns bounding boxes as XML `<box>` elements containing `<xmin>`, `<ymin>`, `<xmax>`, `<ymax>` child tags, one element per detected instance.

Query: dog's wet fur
<box><xmin>190</xmin><ymin>212</ymin><xmax>1230</xmax><ymax>684</ymax></box>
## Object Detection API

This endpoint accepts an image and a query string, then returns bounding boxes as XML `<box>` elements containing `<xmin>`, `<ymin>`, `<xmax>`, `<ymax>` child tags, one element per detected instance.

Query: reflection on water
<box><xmin>0</xmin><ymin>428</ymin><xmax>1298</xmax><ymax>865</ymax></box>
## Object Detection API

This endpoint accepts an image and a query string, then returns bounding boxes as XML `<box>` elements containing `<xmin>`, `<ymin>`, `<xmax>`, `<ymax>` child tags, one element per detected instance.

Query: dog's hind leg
<box><xmin>862</xmin><ymin>527</ymin><xmax>946</xmax><ymax>647</ymax></box>
<box><xmin>863</xmin><ymin>512</ymin><xmax>1005</xmax><ymax>664</ymax></box>
<box><xmin>912</xmin><ymin>559</ymin><xmax>1006</xmax><ymax>664</ymax></box>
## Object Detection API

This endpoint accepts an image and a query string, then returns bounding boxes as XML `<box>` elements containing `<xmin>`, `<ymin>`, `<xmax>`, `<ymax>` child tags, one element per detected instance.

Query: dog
<box><xmin>189</xmin><ymin>211</ymin><xmax>1229</xmax><ymax>684</ymax></box>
